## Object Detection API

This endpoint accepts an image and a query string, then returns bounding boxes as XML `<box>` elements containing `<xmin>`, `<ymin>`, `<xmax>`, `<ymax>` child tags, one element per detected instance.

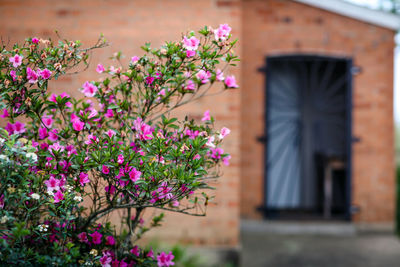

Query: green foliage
<box><xmin>0</xmin><ymin>25</ymin><xmax>238</xmax><ymax>265</ymax></box>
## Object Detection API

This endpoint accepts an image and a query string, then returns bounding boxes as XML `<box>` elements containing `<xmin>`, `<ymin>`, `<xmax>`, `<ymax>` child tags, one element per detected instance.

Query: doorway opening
<box><xmin>263</xmin><ymin>55</ymin><xmax>352</xmax><ymax>220</ymax></box>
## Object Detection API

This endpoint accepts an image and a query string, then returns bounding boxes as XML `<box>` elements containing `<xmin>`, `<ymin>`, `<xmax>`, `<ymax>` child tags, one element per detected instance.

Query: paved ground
<box><xmin>240</xmin><ymin>220</ymin><xmax>400</xmax><ymax>267</ymax></box>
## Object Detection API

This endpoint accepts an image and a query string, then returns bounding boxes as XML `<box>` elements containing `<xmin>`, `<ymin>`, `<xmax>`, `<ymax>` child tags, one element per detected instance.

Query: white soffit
<box><xmin>293</xmin><ymin>0</ymin><xmax>400</xmax><ymax>30</ymax></box>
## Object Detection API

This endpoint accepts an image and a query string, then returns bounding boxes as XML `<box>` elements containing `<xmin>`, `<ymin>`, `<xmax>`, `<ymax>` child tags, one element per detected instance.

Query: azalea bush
<box><xmin>0</xmin><ymin>24</ymin><xmax>238</xmax><ymax>266</ymax></box>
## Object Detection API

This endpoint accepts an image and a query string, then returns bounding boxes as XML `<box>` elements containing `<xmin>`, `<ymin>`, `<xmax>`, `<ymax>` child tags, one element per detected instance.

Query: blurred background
<box><xmin>1</xmin><ymin>0</ymin><xmax>400</xmax><ymax>266</ymax></box>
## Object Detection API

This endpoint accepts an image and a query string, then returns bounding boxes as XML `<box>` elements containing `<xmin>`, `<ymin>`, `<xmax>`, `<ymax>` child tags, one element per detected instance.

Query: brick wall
<box><xmin>0</xmin><ymin>0</ymin><xmax>395</xmax><ymax>249</ymax></box>
<box><xmin>0</xmin><ymin>0</ymin><xmax>241</xmax><ymax>246</ymax></box>
<box><xmin>241</xmin><ymin>0</ymin><xmax>396</xmax><ymax>223</ymax></box>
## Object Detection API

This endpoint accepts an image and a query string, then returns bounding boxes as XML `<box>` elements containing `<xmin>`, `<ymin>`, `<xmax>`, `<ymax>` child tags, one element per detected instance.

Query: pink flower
<box><xmin>96</xmin><ymin>64</ymin><xmax>105</xmax><ymax>73</ymax></box>
<box><xmin>130</xmin><ymin>246</ymin><xmax>140</xmax><ymax>257</ymax></box>
<box><xmin>186</xmin><ymin>129</ymin><xmax>199</xmax><ymax>139</ymax></box>
<box><xmin>66</xmin><ymin>144</ymin><xmax>77</xmax><ymax>156</ymax></box>
<box><xmin>131</xmin><ymin>56</ymin><xmax>139</xmax><ymax>63</ymax></box>
<box><xmin>85</xmin><ymin>134</ymin><xmax>98</xmax><ymax>145</ymax></box>
<box><xmin>219</xmin><ymin>127</ymin><xmax>231</xmax><ymax>139</ymax></box>
<box><xmin>157</xmin><ymin>251</ymin><xmax>175</xmax><ymax>267</ymax></box>
<box><xmin>157</xmin><ymin>182</ymin><xmax>173</xmax><ymax>200</ymax></box>
<box><xmin>201</xmin><ymin>110</ymin><xmax>211</xmax><ymax>121</ymax></box>
<box><xmin>106</xmin><ymin>129</ymin><xmax>116</xmax><ymax>138</ymax></box>
<box><xmin>6</xmin><ymin>121</ymin><xmax>26</xmax><ymax>135</ymax></box>
<box><xmin>38</xmin><ymin>127</ymin><xmax>48</xmax><ymax>139</ymax></box>
<box><xmin>158</xmin><ymin>89</ymin><xmax>166</xmax><ymax>96</ymax></box>
<box><xmin>216</xmin><ymin>69</ymin><xmax>224</xmax><ymax>81</ymax></box>
<box><xmin>26</xmin><ymin>67</ymin><xmax>39</xmax><ymax>84</ymax></box>
<box><xmin>210</xmin><ymin>147</ymin><xmax>224</xmax><ymax>159</ymax></box>
<box><xmin>102</xmin><ymin>165</ymin><xmax>110</xmax><ymax>174</ymax></box>
<box><xmin>196</xmin><ymin>70</ymin><xmax>211</xmax><ymax>84</ymax></box>
<box><xmin>40</xmin><ymin>68</ymin><xmax>52</xmax><ymax>79</ymax></box>
<box><xmin>145</xmin><ymin>76</ymin><xmax>155</xmax><ymax>85</ymax></box>
<box><xmin>42</xmin><ymin>114</ymin><xmax>54</xmax><ymax>128</ymax></box>
<box><xmin>90</xmin><ymin>231</ymin><xmax>102</xmax><ymax>245</ymax></box>
<box><xmin>128</xmin><ymin>167</ymin><xmax>141</xmax><ymax>183</ymax></box>
<box><xmin>10</xmin><ymin>70</ymin><xmax>17</xmax><ymax>81</ymax></box>
<box><xmin>106</xmin><ymin>235</ymin><xmax>115</xmax><ymax>246</ymax></box>
<box><xmin>117</xmin><ymin>154</ymin><xmax>124</xmax><ymax>164</ymax></box>
<box><xmin>0</xmin><ymin>109</ymin><xmax>8</xmax><ymax>118</ymax></box>
<box><xmin>100</xmin><ymin>252</ymin><xmax>112</xmax><ymax>267</ymax></box>
<box><xmin>49</xmin><ymin>94</ymin><xmax>58</xmax><ymax>103</ymax></box>
<box><xmin>222</xmin><ymin>155</ymin><xmax>231</xmax><ymax>166</ymax></box>
<box><xmin>72</xmin><ymin>118</ymin><xmax>84</xmax><ymax>131</ymax></box>
<box><xmin>147</xmin><ymin>249</ymin><xmax>154</xmax><ymax>259</ymax></box>
<box><xmin>214</xmin><ymin>23</ymin><xmax>231</xmax><ymax>41</ymax></box>
<box><xmin>81</xmin><ymin>81</ymin><xmax>98</xmax><ymax>97</ymax></box>
<box><xmin>79</xmin><ymin>172</ymin><xmax>90</xmax><ymax>186</ymax></box>
<box><xmin>31</xmin><ymin>37</ymin><xmax>39</xmax><ymax>44</ymax></box>
<box><xmin>60</xmin><ymin>92</ymin><xmax>70</xmax><ymax>98</ymax></box>
<box><xmin>49</xmin><ymin>92</ymin><xmax>70</xmax><ymax>104</ymax></box>
<box><xmin>78</xmin><ymin>232</ymin><xmax>88</xmax><ymax>243</ymax></box>
<box><xmin>224</xmin><ymin>75</ymin><xmax>239</xmax><ymax>88</ymax></box>
<box><xmin>45</xmin><ymin>176</ymin><xmax>61</xmax><ymax>192</ymax></box>
<box><xmin>186</xmin><ymin>50</ymin><xmax>196</xmax><ymax>58</ymax></box>
<box><xmin>133</xmin><ymin>117</ymin><xmax>154</xmax><ymax>140</ymax></box>
<box><xmin>54</xmin><ymin>190</ymin><xmax>64</xmax><ymax>203</ymax></box>
<box><xmin>14</xmin><ymin>121</ymin><xmax>26</xmax><ymax>134</ymax></box>
<box><xmin>32</xmin><ymin>140</ymin><xmax>39</xmax><ymax>147</ymax></box>
<box><xmin>105</xmin><ymin>109</ymin><xmax>114</xmax><ymax>118</ymax></box>
<box><xmin>182</xmin><ymin>36</ymin><xmax>200</xmax><ymax>51</ymax></box>
<box><xmin>105</xmin><ymin>185</ymin><xmax>116</xmax><ymax>195</ymax></box>
<box><xmin>48</xmin><ymin>129</ymin><xmax>59</xmax><ymax>142</ymax></box>
<box><xmin>5</xmin><ymin>122</ymin><xmax>14</xmax><ymax>135</ymax></box>
<box><xmin>109</xmin><ymin>66</ymin><xmax>121</xmax><ymax>74</ymax></box>
<box><xmin>193</xmin><ymin>154</ymin><xmax>201</xmax><ymax>160</ymax></box>
<box><xmin>184</xmin><ymin>80</ymin><xmax>196</xmax><ymax>91</ymax></box>
<box><xmin>9</xmin><ymin>54</ymin><xmax>23</xmax><ymax>68</ymax></box>
<box><xmin>49</xmin><ymin>142</ymin><xmax>65</xmax><ymax>154</ymax></box>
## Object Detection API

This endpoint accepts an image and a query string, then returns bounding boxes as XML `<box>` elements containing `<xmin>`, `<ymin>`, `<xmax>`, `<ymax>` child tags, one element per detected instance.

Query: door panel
<box><xmin>265</xmin><ymin>56</ymin><xmax>351</xmax><ymax>218</ymax></box>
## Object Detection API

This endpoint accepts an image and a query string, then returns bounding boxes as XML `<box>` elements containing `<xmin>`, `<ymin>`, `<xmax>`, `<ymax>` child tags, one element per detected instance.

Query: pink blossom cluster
<box><xmin>81</xmin><ymin>81</ymin><xmax>98</xmax><ymax>97</ymax></box>
<box><xmin>76</xmin><ymin>229</ymin><xmax>172</xmax><ymax>267</ymax></box>
<box><xmin>5</xmin><ymin>121</ymin><xmax>26</xmax><ymax>135</ymax></box>
<box><xmin>25</xmin><ymin>67</ymin><xmax>52</xmax><ymax>83</ymax></box>
<box><xmin>214</xmin><ymin>23</ymin><xmax>232</xmax><ymax>41</ymax></box>
<box><xmin>132</xmin><ymin>117</ymin><xmax>154</xmax><ymax>140</ymax></box>
<box><xmin>71</xmin><ymin>113</ymin><xmax>85</xmax><ymax>131</ymax></box>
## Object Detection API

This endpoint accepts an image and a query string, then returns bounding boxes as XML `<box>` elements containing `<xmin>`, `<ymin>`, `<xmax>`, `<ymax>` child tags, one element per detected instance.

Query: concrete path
<box><xmin>241</xmin><ymin>220</ymin><xmax>400</xmax><ymax>267</ymax></box>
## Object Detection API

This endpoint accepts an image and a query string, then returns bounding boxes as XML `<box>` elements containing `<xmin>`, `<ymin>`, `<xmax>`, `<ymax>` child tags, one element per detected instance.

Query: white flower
<box><xmin>0</xmin><ymin>138</ymin><xmax>5</xmax><ymax>144</ymax></box>
<box><xmin>65</xmin><ymin>185</ymin><xmax>73</xmax><ymax>193</ymax></box>
<box><xmin>31</xmin><ymin>193</ymin><xmax>40</xmax><ymax>200</ymax></box>
<box><xmin>38</xmin><ymin>224</ymin><xmax>49</xmax><ymax>232</ymax></box>
<box><xmin>0</xmin><ymin>154</ymin><xmax>9</xmax><ymax>162</ymax></box>
<box><xmin>74</xmin><ymin>195</ymin><xmax>82</xmax><ymax>202</ymax></box>
<box><xmin>206</xmin><ymin>136</ymin><xmax>216</xmax><ymax>148</ymax></box>
<box><xmin>1</xmin><ymin>215</ymin><xmax>8</xmax><ymax>224</ymax></box>
<box><xmin>26</xmin><ymin>152</ymin><xmax>38</xmax><ymax>162</ymax></box>
<box><xmin>89</xmin><ymin>249</ymin><xmax>98</xmax><ymax>256</ymax></box>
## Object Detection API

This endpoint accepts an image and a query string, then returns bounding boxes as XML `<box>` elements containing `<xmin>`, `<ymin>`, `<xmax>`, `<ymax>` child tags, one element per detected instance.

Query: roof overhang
<box><xmin>293</xmin><ymin>0</ymin><xmax>400</xmax><ymax>30</ymax></box>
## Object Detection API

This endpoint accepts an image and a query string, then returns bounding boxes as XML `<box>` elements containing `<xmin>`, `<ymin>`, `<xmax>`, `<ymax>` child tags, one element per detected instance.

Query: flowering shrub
<box><xmin>0</xmin><ymin>24</ymin><xmax>238</xmax><ymax>266</ymax></box>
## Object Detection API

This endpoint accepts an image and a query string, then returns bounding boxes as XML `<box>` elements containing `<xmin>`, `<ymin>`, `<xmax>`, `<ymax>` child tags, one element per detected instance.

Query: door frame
<box><xmin>261</xmin><ymin>54</ymin><xmax>353</xmax><ymax>220</ymax></box>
